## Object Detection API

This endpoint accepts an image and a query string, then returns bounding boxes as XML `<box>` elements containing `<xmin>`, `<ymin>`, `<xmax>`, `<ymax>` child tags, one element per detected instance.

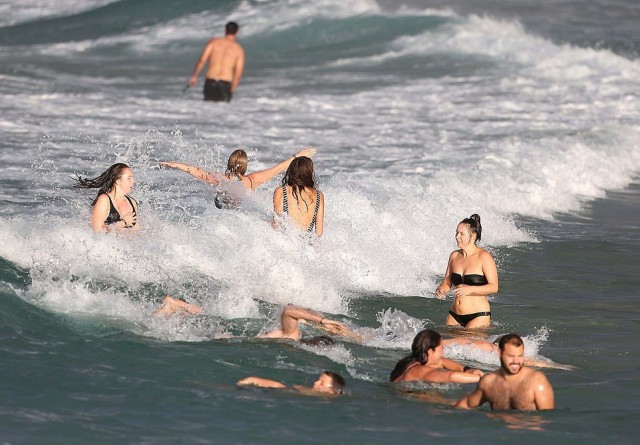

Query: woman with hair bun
<box><xmin>434</xmin><ymin>214</ymin><xmax>498</xmax><ymax>328</ymax></box>
<box><xmin>272</xmin><ymin>156</ymin><xmax>324</xmax><ymax>237</ymax></box>
<box><xmin>160</xmin><ymin>148</ymin><xmax>316</xmax><ymax>208</ymax></box>
<box><xmin>73</xmin><ymin>163</ymin><xmax>139</xmax><ymax>233</ymax></box>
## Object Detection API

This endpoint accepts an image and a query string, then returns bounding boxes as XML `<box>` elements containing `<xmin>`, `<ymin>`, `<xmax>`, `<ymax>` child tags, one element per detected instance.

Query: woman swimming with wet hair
<box><xmin>272</xmin><ymin>156</ymin><xmax>324</xmax><ymax>236</ymax></box>
<box><xmin>435</xmin><ymin>214</ymin><xmax>499</xmax><ymax>329</ymax></box>
<box><xmin>73</xmin><ymin>163</ymin><xmax>139</xmax><ymax>233</ymax></box>
<box><xmin>390</xmin><ymin>329</ymin><xmax>483</xmax><ymax>383</ymax></box>
<box><xmin>160</xmin><ymin>147</ymin><xmax>316</xmax><ymax>208</ymax></box>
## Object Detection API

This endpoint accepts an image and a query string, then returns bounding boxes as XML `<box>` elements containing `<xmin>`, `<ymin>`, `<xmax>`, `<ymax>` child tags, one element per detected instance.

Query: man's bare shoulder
<box><xmin>478</xmin><ymin>370</ymin><xmax>500</xmax><ymax>388</ymax></box>
<box><xmin>207</xmin><ymin>37</ymin><xmax>227</xmax><ymax>46</ymax></box>
<box><xmin>527</xmin><ymin>367</ymin><xmax>551</xmax><ymax>385</ymax></box>
<box><xmin>230</xmin><ymin>41</ymin><xmax>244</xmax><ymax>55</ymax></box>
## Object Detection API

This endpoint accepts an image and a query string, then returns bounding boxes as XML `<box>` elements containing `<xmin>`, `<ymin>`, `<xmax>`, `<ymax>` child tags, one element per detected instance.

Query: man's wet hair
<box><xmin>498</xmin><ymin>333</ymin><xmax>524</xmax><ymax>351</ymax></box>
<box><xmin>300</xmin><ymin>335</ymin><xmax>334</xmax><ymax>347</ymax></box>
<box><xmin>225</xmin><ymin>21</ymin><xmax>239</xmax><ymax>35</ymax></box>
<box><xmin>323</xmin><ymin>371</ymin><xmax>346</xmax><ymax>393</ymax></box>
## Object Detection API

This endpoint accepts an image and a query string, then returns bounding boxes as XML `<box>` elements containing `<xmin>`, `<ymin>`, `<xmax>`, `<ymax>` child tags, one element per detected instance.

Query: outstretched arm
<box><xmin>246</xmin><ymin>148</ymin><xmax>317</xmax><ymax>189</ymax></box>
<box><xmin>237</xmin><ymin>377</ymin><xmax>286</xmax><ymax>389</ymax></box>
<box><xmin>160</xmin><ymin>161</ymin><xmax>224</xmax><ymax>186</ymax></box>
<box><xmin>442</xmin><ymin>358</ymin><xmax>483</xmax><ymax>384</ymax></box>
<box><xmin>281</xmin><ymin>305</ymin><xmax>362</xmax><ymax>342</ymax></box>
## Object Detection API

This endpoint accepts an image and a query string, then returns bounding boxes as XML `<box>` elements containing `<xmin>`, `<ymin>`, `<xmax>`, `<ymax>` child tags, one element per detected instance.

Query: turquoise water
<box><xmin>1</xmin><ymin>1</ymin><xmax>639</xmax><ymax>443</ymax></box>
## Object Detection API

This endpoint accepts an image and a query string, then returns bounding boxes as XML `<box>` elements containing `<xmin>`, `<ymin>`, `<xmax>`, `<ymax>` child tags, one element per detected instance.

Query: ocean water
<box><xmin>1</xmin><ymin>0</ymin><xmax>639</xmax><ymax>443</ymax></box>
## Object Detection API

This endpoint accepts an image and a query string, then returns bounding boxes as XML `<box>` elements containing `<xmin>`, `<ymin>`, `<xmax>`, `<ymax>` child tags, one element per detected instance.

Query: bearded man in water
<box><xmin>455</xmin><ymin>333</ymin><xmax>555</xmax><ymax>411</ymax></box>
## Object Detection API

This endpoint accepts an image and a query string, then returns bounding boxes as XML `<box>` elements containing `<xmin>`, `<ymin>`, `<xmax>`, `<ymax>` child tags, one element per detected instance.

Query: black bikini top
<box><xmin>451</xmin><ymin>272</ymin><xmax>488</xmax><ymax>286</ymax></box>
<box><xmin>104</xmin><ymin>194</ymin><xmax>137</xmax><ymax>227</ymax></box>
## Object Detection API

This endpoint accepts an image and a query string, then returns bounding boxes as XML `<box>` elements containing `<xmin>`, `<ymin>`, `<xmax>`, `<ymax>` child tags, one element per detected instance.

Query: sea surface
<box><xmin>1</xmin><ymin>0</ymin><xmax>639</xmax><ymax>443</ymax></box>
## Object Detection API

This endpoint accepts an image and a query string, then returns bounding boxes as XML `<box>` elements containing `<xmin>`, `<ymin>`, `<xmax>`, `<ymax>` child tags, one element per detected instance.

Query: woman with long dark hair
<box><xmin>160</xmin><ymin>148</ymin><xmax>316</xmax><ymax>208</ymax></box>
<box><xmin>434</xmin><ymin>214</ymin><xmax>499</xmax><ymax>328</ymax></box>
<box><xmin>272</xmin><ymin>156</ymin><xmax>324</xmax><ymax>236</ymax></box>
<box><xmin>390</xmin><ymin>329</ymin><xmax>482</xmax><ymax>383</ymax></box>
<box><xmin>73</xmin><ymin>163</ymin><xmax>139</xmax><ymax>233</ymax></box>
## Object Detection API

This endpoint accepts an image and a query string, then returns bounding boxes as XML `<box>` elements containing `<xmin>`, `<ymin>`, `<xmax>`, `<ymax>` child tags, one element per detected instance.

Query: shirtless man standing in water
<box><xmin>188</xmin><ymin>21</ymin><xmax>245</xmax><ymax>102</ymax></box>
<box><xmin>456</xmin><ymin>333</ymin><xmax>555</xmax><ymax>411</ymax></box>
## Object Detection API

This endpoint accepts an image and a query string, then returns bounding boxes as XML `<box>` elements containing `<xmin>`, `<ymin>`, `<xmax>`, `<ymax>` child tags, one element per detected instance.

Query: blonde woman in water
<box><xmin>161</xmin><ymin>147</ymin><xmax>316</xmax><ymax>208</ymax></box>
<box><xmin>435</xmin><ymin>214</ymin><xmax>498</xmax><ymax>328</ymax></box>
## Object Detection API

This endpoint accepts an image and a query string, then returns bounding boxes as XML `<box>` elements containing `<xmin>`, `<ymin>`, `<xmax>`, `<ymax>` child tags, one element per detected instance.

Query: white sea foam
<box><xmin>1</xmin><ymin>1</ymin><xmax>639</xmax><ymax>349</ymax></box>
<box><xmin>0</xmin><ymin>0</ymin><xmax>117</xmax><ymax>27</ymax></box>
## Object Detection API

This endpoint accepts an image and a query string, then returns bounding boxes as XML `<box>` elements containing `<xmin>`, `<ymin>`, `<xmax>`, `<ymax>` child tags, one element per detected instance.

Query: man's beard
<box><xmin>501</xmin><ymin>359</ymin><xmax>523</xmax><ymax>375</ymax></box>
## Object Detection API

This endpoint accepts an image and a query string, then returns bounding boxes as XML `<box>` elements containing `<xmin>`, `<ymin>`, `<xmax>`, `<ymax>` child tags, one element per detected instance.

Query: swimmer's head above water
<box><xmin>226</xmin><ymin>149</ymin><xmax>248</xmax><ymax>178</ymax></box>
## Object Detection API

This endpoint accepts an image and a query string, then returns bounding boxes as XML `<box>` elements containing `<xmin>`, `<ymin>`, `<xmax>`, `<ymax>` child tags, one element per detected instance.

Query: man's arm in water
<box><xmin>455</xmin><ymin>379</ymin><xmax>488</xmax><ymax>409</ymax></box>
<box><xmin>237</xmin><ymin>377</ymin><xmax>286</xmax><ymax>389</ymax></box>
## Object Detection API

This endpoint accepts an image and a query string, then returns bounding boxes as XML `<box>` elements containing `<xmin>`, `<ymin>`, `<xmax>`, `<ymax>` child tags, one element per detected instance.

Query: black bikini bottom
<box><xmin>449</xmin><ymin>310</ymin><xmax>491</xmax><ymax>327</ymax></box>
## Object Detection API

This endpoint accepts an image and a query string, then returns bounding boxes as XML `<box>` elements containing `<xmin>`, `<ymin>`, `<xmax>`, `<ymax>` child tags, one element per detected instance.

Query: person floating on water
<box><xmin>390</xmin><ymin>329</ymin><xmax>484</xmax><ymax>384</ymax></box>
<box><xmin>435</xmin><ymin>214</ymin><xmax>498</xmax><ymax>328</ymax></box>
<box><xmin>187</xmin><ymin>21</ymin><xmax>244</xmax><ymax>102</ymax></box>
<box><xmin>160</xmin><ymin>148</ymin><xmax>316</xmax><ymax>209</ymax></box>
<box><xmin>272</xmin><ymin>156</ymin><xmax>324</xmax><ymax>237</ymax></box>
<box><xmin>154</xmin><ymin>298</ymin><xmax>361</xmax><ymax>344</ymax></box>
<box><xmin>455</xmin><ymin>333</ymin><xmax>555</xmax><ymax>411</ymax></box>
<box><xmin>73</xmin><ymin>163</ymin><xmax>140</xmax><ymax>234</ymax></box>
<box><xmin>154</xmin><ymin>297</ymin><xmax>570</xmax><ymax>369</ymax></box>
<box><xmin>238</xmin><ymin>371</ymin><xmax>346</xmax><ymax>396</ymax></box>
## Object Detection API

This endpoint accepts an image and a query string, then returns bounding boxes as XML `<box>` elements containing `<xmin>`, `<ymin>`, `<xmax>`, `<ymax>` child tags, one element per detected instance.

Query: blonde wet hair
<box><xmin>226</xmin><ymin>149</ymin><xmax>248</xmax><ymax>178</ymax></box>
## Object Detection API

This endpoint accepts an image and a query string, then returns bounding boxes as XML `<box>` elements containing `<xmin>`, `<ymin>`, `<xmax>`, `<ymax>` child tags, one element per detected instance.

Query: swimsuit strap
<box><xmin>307</xmin><ymin>190</ymin><xmax>320</xmax><ymax>232</ymax></box>
<box><xmin>282</xmin><ymin>184</ymin><xmax>289</xmax><ymax>213</ymax></box>
<box><xmin>124</xmin><ymin>195</ymin><xmax>137</xmax><ymax>227</ymax></box>
<box><xmin>105</xmin><ymin>194</ymin><xmax>121</xmax><ymax>224</ymax></box>
<box><xmin>247</xmin><ymin>176</ymin><xmax>254</xmax><ymax>189</ymax></box>
<box><xmin>124</xmin><ymin>195</ymin><xmax>137</xmax><ymax>216</ymax></box>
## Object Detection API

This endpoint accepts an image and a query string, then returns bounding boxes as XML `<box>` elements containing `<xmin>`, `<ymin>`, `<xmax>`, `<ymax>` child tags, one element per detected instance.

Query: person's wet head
<box><xmin>389</xmin><ymin>329</ymin><xmax>442</xmax><ymax>381</ymax></box>
<box><xmin>312</xmin><ymin>371</ymin><xmax>346</xmax><ymax>395</ymax></box>
<box><xmin>225</xmin><ymin>21</ymin><xmax>239</xmax><ymax>36</ymax></box>
<box><xmin>73</xmin><ymin>163</ymin><xmax>133</xmax><ymax>205</ymax></box>
<box><xmin>226</xmin><ymin>149</ymin><xmax>248</xmax><ymax>178</ymax></box>
<box><xmin>283</xmin><ymin>156</ymin><xmax>315</xmax><ymax>205</ymax></box>
<box><xmin>457</xmin><ymin>213</ymin><xmax>482</xmax><ymax>245</ymax></box>
<box><xmin>498</xmin><ymin>333</ymin><xmax>525</xmax><ymax>375</ymax></box>
<box><xmin>300</xmin><ymin>335</ymin><xmax>335</xmax><ymax>347</ymax></box>
<box><xmin>411</xmin><ymin>329</ymin><xmax>443</xmax><ymax>364</ymax></box>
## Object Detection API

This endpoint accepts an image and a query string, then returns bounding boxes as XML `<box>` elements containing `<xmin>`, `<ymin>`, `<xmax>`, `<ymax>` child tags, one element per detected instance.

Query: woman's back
<box><xmin>273</xmin><ymin>156</ymin><xmax>324</xmax><ymax>237</ymax></box>
<box><xmin>280</xmin><ymin>185</ymin><xmax>321</xmax><ymax>231</ymax></box>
